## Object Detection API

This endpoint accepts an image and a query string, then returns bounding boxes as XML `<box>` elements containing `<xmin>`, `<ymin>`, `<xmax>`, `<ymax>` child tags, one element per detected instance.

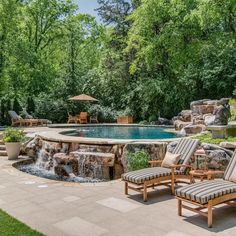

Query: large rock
<box><xmin>183</xmin><ymin>124</ymin><xmax>206</xmax><ymax>135</ymax></box>
<box><xmin>192</xmin><ymin>105</ymin><xmax>215</xmax><ymax>115</ymax></box>
<box><xmin>190</xmin><ymin>99</ymin><xmax>210</xmax><ymax>110</ymax></box>
<box><xmin>179</xmin><ymin>110</ymin><xmax>192</xmax><ymax>122</ymax></box>
<box><xmin>121</xmin><ymin>142</ymin><xmax>167</xmax><ymax>172</ymax></box>
<box><xmin>213</xmin><ymin>105</ymin><xmax>231</xmax><ymax>125</ymax></box>
<box><xmin>155</xmin><ymin>117</ymin><xmax>173</xmax><ymax>125</ymax></box>
<box><xmin>204</xmin><ymin>114</ymin><xmax>215</xmax><ymax>126</ymax></box>
<box><xmin>218</xmin><ymin>98</ymin><xmax>230</xmax><ymax>106</ymax></box>
<box><xmin>167</xmin><ymin>141</ymin><xmax>178</xmax><ymax>153</ymax></box>
<box><xmin>202</xmin><ymin>143</ymin><xmax>233</xmax><ymax>170</ymax></box>
<box><xmin>219</xmin><ymin>142</ymin><xmax>236</xmax><ymax>149</ymax></box>
<box><xmin>206</xmin><ymin>150</ymin><xmax>231</xmax><ymax>171</ymax></box>
<box><xmin>174</xmin><ymin>120</ymin><xmax>192</xmax><ymax>130</ymax></box>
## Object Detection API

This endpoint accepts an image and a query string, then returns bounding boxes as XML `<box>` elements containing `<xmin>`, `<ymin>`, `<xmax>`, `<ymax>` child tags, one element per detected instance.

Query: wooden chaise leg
<box><xmin>125</xmin><ymin>182</ymin><xmax>128</xmax><ymax>195</ymax></box>
<box><xmin>143</xmin><ymin>182</ymin><xmax>147</xmax><ymax>202</ymax></box>
<box><xmin>171</xmin><ymin>169</ymin><xmax>175</xmax><ymax>194</ymax></box>
<box><xmin>178</xmin><ymin>199</ymin><xmax>182</xmax><ymax>216</ymax></box>
<box><xmin>208</xmin><ymin>200</ymin><xmax>213</xmax><ymax>228</ymax></box>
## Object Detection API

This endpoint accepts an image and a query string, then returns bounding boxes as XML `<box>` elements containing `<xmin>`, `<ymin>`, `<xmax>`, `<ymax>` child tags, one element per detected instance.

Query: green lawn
<box><xmin>194</xmin><ymin>133</ymin><xmax>236</xmax><ymax>145</ymax></box>
<box><xmin>0</xmin><ymin>209</ymin><xmax>44</xmax><ymax>236</ymax></box>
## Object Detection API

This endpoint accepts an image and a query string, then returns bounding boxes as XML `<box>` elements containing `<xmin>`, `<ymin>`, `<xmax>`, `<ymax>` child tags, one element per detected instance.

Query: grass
<box><xmin>195</xmin><ymin>133</ymin><xmax>236</xmax><ymax>145</ymax></box>
<box><xmin>0</xmin><ymin>209</ymin><xmax>44</xmax><ymax>236</ymax></box>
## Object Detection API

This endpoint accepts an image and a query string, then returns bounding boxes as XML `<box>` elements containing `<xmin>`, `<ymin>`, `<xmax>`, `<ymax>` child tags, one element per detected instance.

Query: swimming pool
<box><xmin>62</xmin><ymin>125</ymin><xmax>177</xmax><ymax>139</ymax></box>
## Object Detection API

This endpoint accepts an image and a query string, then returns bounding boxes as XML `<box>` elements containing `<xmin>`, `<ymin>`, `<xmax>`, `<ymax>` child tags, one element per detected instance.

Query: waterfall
<box><xmin>77</xmin><ymin>154</ymin><xmax>103</xmax><ymax>180</ymax></box>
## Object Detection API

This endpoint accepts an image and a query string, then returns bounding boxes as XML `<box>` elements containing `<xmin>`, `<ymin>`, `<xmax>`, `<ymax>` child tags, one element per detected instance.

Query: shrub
<box><xmin>148</xmin><ymin>114</ymin><xmax>157</xmax><ymax>122</ymax></box>
<box><xmin>88</xmin><ymin>104</ymin><xmax>118</xmax><ymax>123</ymax></box>
<box><xmin>13</xmin><ymin>98</ymin><xmax>22</xmax><ymax>115</ymax></box>
<box><xmin>3</xmin><ymin>128</ymin><xmax>25</xmax><ymax>143</ymax></box>
<box><xmin>139</xmin><ymin>120</ymin><xmax>149</xmax><ymax>125</ymax></box>
<box><xmin>0</xmin><ymin>98</ymin><xmax>12</xmax><ymax>125</ymax></box>
<box><xmin>127</xmin><ymin>150</ymin><xmax>151</xmax><ymax>171</ymax></box>
<box><xmin>34</xmin><ymin>93</ymin><xmax>68</xmax><ymax>123</ymax></box>
<box><xmin>26</xmin><ymin>96</ymin><xmax>35</xmax><ymax>114</ymax></box>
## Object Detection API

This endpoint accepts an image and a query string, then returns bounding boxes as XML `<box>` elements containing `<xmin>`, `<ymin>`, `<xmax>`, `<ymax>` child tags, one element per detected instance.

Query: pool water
<box><xmin>64</xmin><ymin>126</ymin><xmax>177</xmax><ymax>139</ymax></box>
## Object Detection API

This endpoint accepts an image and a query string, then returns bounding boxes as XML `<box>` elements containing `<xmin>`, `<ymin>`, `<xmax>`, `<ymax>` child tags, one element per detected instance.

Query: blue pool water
<box><xmin>64</xmin><ymin>126</ymin><xmax>177</xmax><ymax>139</ymax></box>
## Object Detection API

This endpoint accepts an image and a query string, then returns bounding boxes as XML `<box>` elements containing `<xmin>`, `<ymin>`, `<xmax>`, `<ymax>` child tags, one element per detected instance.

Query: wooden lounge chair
<box><xmin>79</xmin><ymin>112</ymin><xmax>88</xmax><ymax>124</ymax></box>
<box><xmin>122</xmin><ymin>138</ymin><xmax>200</xmax><ymax>202</ymax></box>
<box><xmin>67</xmin><ymin>113</ymin><xmax>79</xmax><ymax>124</ymax></box>
<box><xmin>9</xmin><ymin>111</ymin><xmax>41</xmax><ymax>127</ymax></box>
<box><xmin>8</xmin><ymin>111</ymin><xmax>27</xmax><ymax>126</ymax></box>
<box><xmin>176</xmin><ymin>150</ymin><xmax>236</xmax><ymax>228</ymax></box>
<box><xmin>90</xmin><ymin>116</ymin><xmax>98</xmax><ymax>123</ymax></box>
<box><xmin>21</xmin><ymin>110</ymin><xmax>51</xmax><ymax>126</ymax></box>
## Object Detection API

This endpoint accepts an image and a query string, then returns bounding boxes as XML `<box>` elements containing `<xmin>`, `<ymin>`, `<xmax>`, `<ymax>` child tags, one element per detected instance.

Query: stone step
<box><xmin>0</xmin><ymin>145</ymin><xmax>6</xmax><ymax>150</ymax></box>
<box><xmin>0</xmin><ymin>140</ymin><xmax>4</xmax><ymax>145</ymax></box>
<box><xmin>0</xmin><ymin>150</ymin><xmax>7</xmax><ymax>156</ymax></box>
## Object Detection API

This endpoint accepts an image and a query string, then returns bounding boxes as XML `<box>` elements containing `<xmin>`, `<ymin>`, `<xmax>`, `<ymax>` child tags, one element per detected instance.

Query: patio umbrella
<box><xmin>68</xmin><ymin>94</ymin><xmax>98</xmax><ymax>102</ymax></box>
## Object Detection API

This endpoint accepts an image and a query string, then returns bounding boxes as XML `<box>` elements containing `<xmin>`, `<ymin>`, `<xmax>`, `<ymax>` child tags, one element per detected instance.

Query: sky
<box><xmin>77</xmin><ymin>0</ymin><xmax>101</xmax><ymax>22</ymax></box>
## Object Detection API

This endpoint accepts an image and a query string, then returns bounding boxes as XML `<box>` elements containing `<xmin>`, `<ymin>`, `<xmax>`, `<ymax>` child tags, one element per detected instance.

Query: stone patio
<box><xmin>0</xmin><ymin>156</ymin><xmax>236</xmax><ymax>236</ymax></box>
<box><xmin>0</xmin><ymin>127</ymin><xmax>236</xmax><ymax>236</ymax></box>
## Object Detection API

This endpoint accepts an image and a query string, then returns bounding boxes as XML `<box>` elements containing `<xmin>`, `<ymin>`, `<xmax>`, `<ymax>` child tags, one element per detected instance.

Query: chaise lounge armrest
<box><xmin>148</xmin><ymin>160</ymin><xmax>163</xmax><ymax>167</ymax></box>
<box><xmin>207</xmin><ymin>170</ymin><xmax>225</xmax><ymax>177</ymax></box>
<box><xmin>170</xmin><ymin>164</ymin><xmax>193</xmax><ymax>174</ymax></box>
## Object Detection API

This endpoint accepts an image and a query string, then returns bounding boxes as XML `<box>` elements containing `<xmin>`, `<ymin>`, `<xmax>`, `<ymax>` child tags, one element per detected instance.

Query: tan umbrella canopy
<box><xmin>69</xmin><ymin>94</ymin><xmax>98</xmax><ymax>102</ymax></box>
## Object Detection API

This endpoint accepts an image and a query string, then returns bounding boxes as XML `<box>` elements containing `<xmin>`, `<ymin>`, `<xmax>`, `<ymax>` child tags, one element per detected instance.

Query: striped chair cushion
<box><xmin>122</xmin><ymin>167</ymin><xmax>184</xmax><ymax>184</ymax></box>
<box><xmin>173</xmin><ymin>138</ymin><xmax>200</xmax><ymax>172</ymax></box>
<box><xmin>175</xmin><ymin>180</ymin><xmax>236</xmax><ymax>204</ymax></box>
<box><xmin>224</xmin><ymin>151</ymin><xmax>236</xmax><ymax>181</ymax></box>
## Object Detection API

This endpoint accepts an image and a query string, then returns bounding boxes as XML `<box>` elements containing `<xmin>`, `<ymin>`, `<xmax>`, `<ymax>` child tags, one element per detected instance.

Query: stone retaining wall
<box><xmin>23</xmin><ymin>136</ymin><xmax>234</xmax><ymax>180</ymax></box>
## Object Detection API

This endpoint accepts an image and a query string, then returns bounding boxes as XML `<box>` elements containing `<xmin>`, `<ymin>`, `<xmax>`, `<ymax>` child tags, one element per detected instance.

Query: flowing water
<box><xmin>17</xmin><ymin>149</ymin><xmax>104</xmax><ymax>183</ymax></box>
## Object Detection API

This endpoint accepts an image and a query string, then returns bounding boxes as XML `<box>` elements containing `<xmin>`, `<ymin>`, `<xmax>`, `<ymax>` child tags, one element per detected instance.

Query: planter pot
<box><xmin>5</xmin><ymin>142</ymin><xmax>21</xmax><ymax>160</ymax></box>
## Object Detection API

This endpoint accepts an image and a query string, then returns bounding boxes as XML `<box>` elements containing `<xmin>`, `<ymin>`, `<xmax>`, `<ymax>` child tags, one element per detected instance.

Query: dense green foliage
<box><xmin>0</xmin><ymin>209</ymin><xmax>44</xmax><ymax>236</ymax></box>
<box><xmin>3</xmin><ymin>128</ymin><xmax>25</xmax><ymax>142</ymax></box>
<box><xmin>0</xmin><ymin>0</ymin><xmax>235</xmax><ymax>124</ymax></box>
<box><xmin>193</xmin><ymin>133</ymin><xmax>236</xmax><ymax>145</ymax></box>
<box><xmin>127</xmin><ymin>150</ymin><xmax>151</xmax><ymax>171</ymax></box>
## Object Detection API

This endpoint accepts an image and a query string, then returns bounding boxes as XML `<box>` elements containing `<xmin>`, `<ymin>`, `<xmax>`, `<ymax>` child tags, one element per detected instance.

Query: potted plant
<box><xmin>3</xmin><ymin>128</ymin><xmax>25</xmax><ymax>160</ymax></box>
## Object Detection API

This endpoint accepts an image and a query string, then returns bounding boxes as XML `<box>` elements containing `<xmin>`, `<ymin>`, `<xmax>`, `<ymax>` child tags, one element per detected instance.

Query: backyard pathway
<box><xmin>0</xmin><ymin>155</ymin><xmax>236</xmax><ymax>236</ymax></box>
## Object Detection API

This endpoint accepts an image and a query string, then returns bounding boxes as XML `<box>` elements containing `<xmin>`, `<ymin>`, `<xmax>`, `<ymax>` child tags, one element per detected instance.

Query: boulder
<box><xmin>174</xmin><ymin>120</ymin><xmax>192</xmax><ymax>130</ymax></box>
<box><xmin>206</xmin><ymin>150</ymin><xmax>231</xmax><ymax>171</ymax></box>
<box><xmin>192</xmin><ymin>105</ymin><xmax>215</xmax><ymax>115</ymax></box>
<box><xmin>203</xmin><ymin>100</ymin><xmax>220</xmax><ymax>106</ymax></box>
<box><xmin>204</xmin><ymin>115</ymin><xmax>215</xmax><ymax>126</ymax></box>
<box><xmin>179</xmin><ymin>110</ymin><xmax>192</xmax><ymax>122</ymax></box>
<box><xmin>54</xmin><ymin>165</ymin><xmax>71</xmax><ymax>177</ymax></box>
<box><xmin>183</xmin><ymin>124</ymin><xmax>206</xmax><ymax>135</ymax></box>
<box><xmin>190</xmin><ymin>99</ymin><xmax>210</xmax><ymax>110</ymax></box>
<box><xmin>213</xmin><ymin>105</ymin><xmax>231</xmax><ymax>125</ymax></box>
<box><xmin>53</xmin><ymin>153</ymin><xmax>79</xmax><ymax>175</ymax></box>
<box><xmin>202</xmin><ymin>143</ymin><xmax>233</xmax><ymax>156</ymax></box>
<box><xmin>219</xmin><ymin>98</ymin><xmax>230</xmax><ymax>106</ymax></box>
<box><xmin>167</xmin><ymin>141</ymin><xmax>178</xmax><ymax>153</ymax></box>
<box><xmin>157</xmin><ymin>117</ymin><xmax>173</xmax><ymax>125</ymax></box>
<box><xmin>219</xmin><ymin>142</ymin><xmax>236</xmax><ymax>149</ymax></box>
